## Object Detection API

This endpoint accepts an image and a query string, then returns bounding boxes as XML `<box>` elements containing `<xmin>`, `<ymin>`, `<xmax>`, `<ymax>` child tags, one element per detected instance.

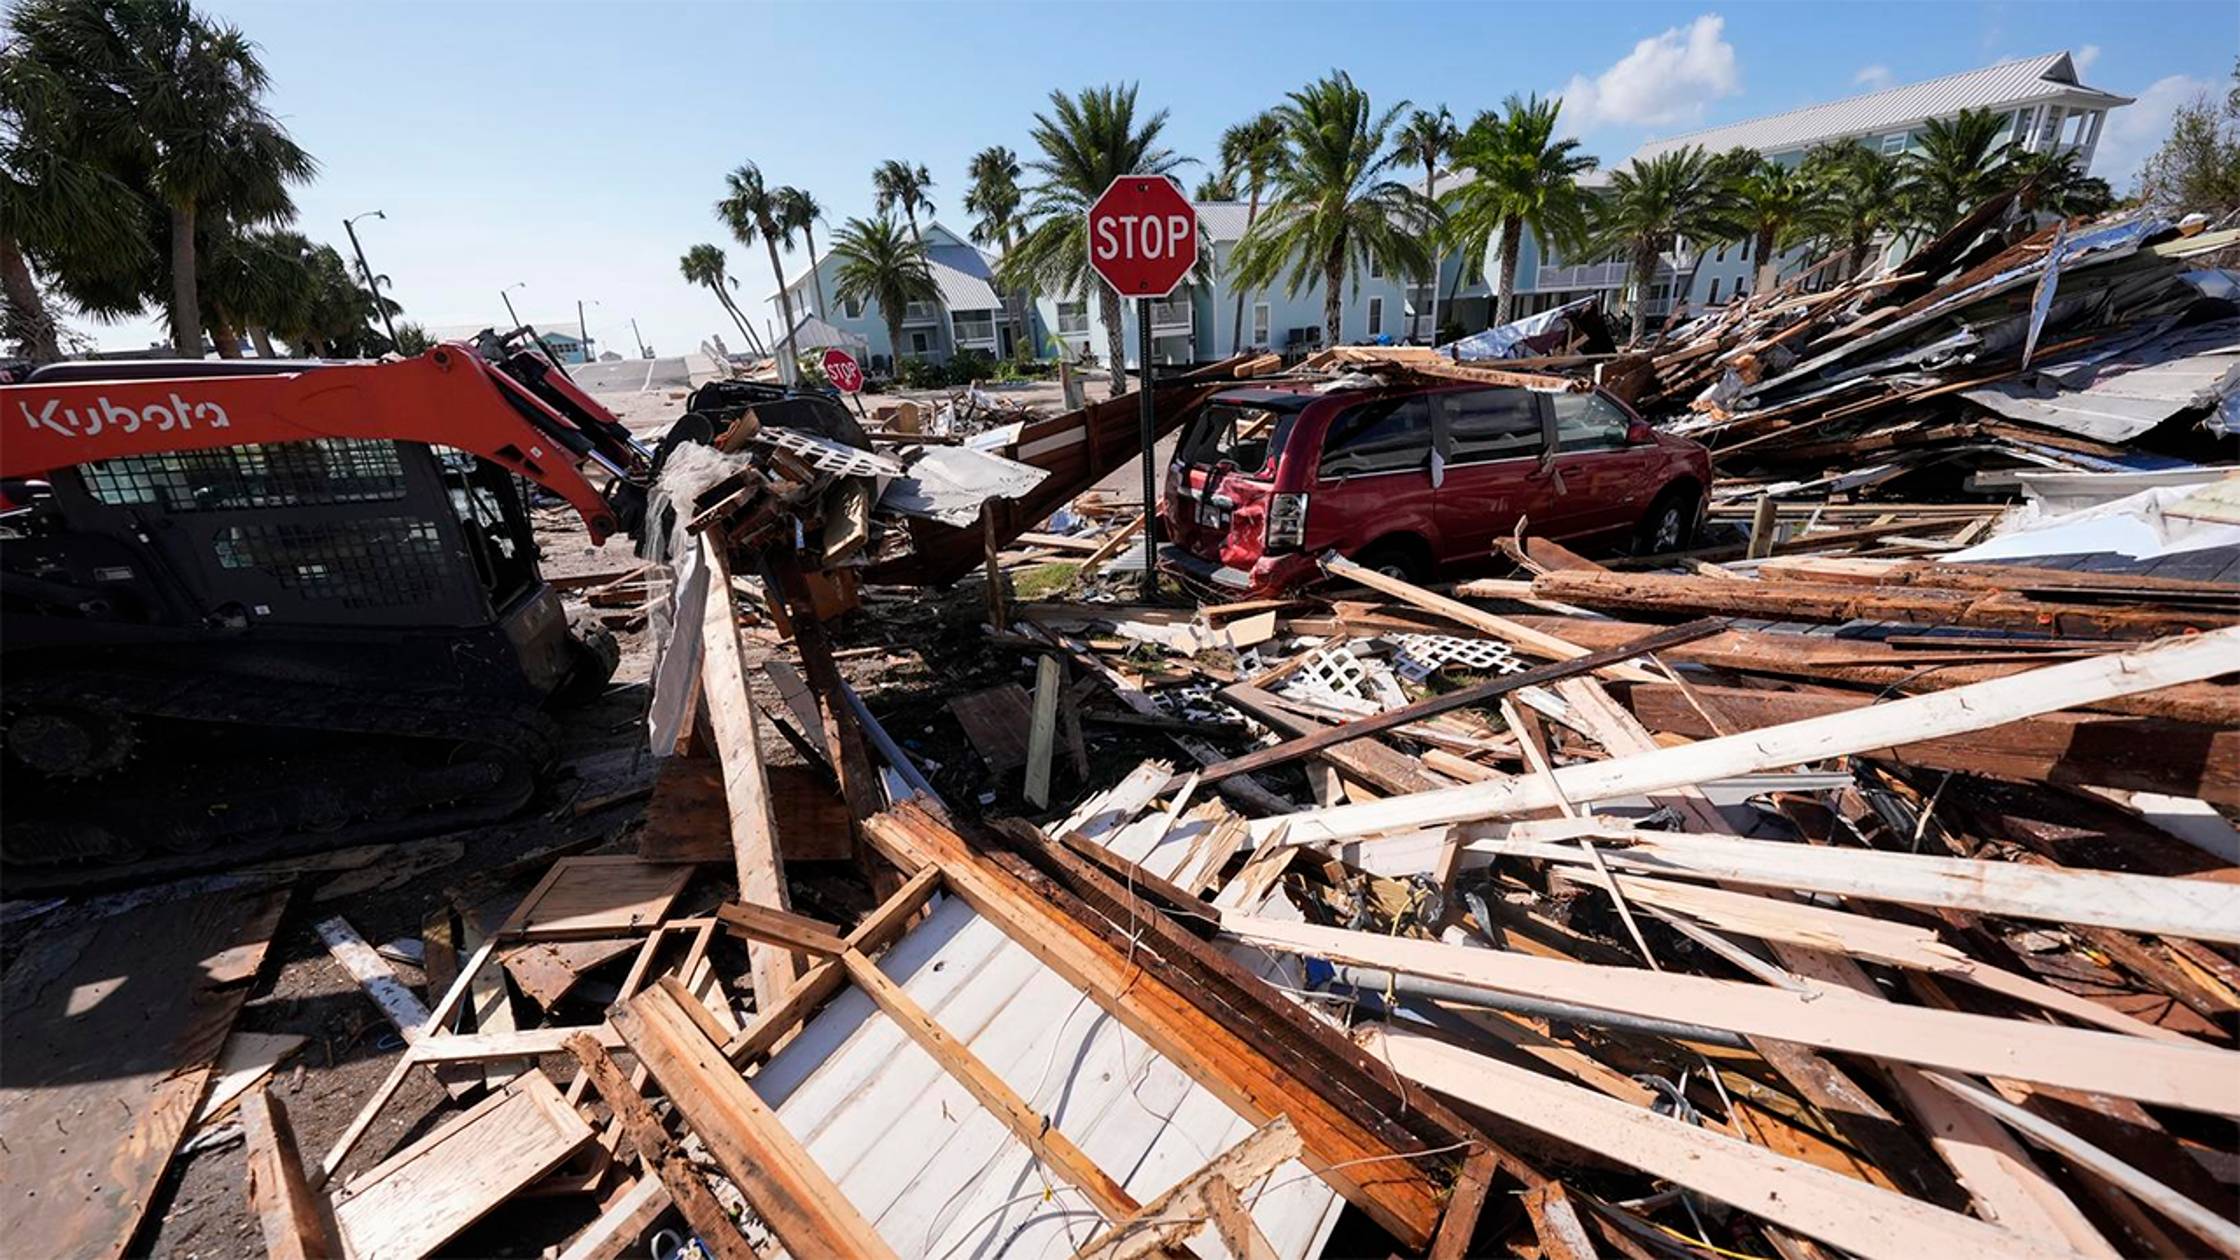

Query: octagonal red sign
<box><xmin>1085</xmin><ymin>175</ymin><xmax>1198</xmax><ymax>299</ymax></box>
<box><xmin>821</xmin><ymin>347</ymin><xmax>863</xmax><ymax>393</ymax></box>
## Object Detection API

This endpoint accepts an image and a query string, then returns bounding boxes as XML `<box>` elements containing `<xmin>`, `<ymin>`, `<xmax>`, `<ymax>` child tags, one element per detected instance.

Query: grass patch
<box><xmin>1011</xmin><ymin>561</ymin><xmax>1079</xmax><ymax>599</ymax></box>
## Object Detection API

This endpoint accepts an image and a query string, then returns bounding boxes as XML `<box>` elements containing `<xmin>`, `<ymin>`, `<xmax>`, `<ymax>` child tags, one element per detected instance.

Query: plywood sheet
<box><xmin>0</xmin><ymin>880</ymin><xmax>291</xmax><ymax>1260</ymax></box>
<box><xmin>637</xmin><ymin>758</ymin><xmax>853</xmax><ymax>865</ymax></box>
<box><xmin>509</xmin><ymin>856</ymin><xmax>691</xmax><ymax>939</ymax></box>
<box><xmin>499</xmin><ymin>939</ymin><xmax>642</xmax><ymax>1011</ymax></box>
<box><xmin>947</xmin><ymin>684</ymin><xmax>1036</xmax><ymax>772</ymax></box>
<box><xmin>330</xmin><ymin>1070</ymin><xmax>591</xmax><ymax>1260</ymax></box>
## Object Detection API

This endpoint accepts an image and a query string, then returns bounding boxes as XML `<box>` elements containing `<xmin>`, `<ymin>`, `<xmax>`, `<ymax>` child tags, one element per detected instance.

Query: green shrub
<box><xmin>895</xmin><ymin>357</ymin><xmax>946</xmax><ymax>390</ymax></box>
<box><xmin>947</xmin><ymin>349</ymin><xmax>997</xmax><ymax>386</ymax></box>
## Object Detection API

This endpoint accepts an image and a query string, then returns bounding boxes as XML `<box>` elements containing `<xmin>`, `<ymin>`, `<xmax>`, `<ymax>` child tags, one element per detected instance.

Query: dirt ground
<box><xmin>9</xmin><ymin>380</ymin><xmax>1188</xmax><ymax>1258</ymax></box>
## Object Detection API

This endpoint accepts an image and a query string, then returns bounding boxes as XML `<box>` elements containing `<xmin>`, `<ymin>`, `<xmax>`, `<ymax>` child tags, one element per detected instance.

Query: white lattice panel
<box><xmin>1387</xmin><ymin>633</ymin><xmax>1530</xmax><ymax>683</ymax></box>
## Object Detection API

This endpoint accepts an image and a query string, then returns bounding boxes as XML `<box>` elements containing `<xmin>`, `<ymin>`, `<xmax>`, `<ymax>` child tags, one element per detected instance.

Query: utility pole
<box><xmin>630</xmin><ymin>317</ymin><xmax>649</xmax><ymax>359</ymax></box>
<box><xmin>343</xmin><ymin>211</ymin><xmax>401</xmax><ymax>348</ymax></box>
<box><xmin>578</xmin><ymin>300</ymin><xmax>591</xmax><ymax>363</ymax></box>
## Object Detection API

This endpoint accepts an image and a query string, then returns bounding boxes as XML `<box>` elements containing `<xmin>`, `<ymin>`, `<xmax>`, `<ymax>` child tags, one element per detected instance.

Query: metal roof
<box><xmin>773</xmin><ymin>222</ymin><xmax>1003</xmax><ymax>311</ymax></box>
<box><xmin>1630</xmin><ymin>52</ymin><xmax>2132</xmax><ymax>164</ymax></box>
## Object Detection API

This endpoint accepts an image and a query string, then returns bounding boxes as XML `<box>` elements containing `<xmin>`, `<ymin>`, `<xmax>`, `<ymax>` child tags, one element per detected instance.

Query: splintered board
<box><xmin>503</xmin><ymin>856</ymin><xmax>692</xmax><ymax>939</ymax></box>
<box><xmin>638</xmin><ymin>756</ymin><xmax>855</xmax><ymax>865</ymax></box>
<box><xmin>946</xmin><ymin>683</ymin><xmax>1036</xmax><ymax>772</ymax></box>
<box><xmin>0</xmin><ymin>879</ymin><xmax>292</xmax><ymax>1260</ymax></box>
<box><xmin>499</xmin><ymin>939</ymin><xmax>643</xmax><ymax>1011</ymax></box>
<box><xmin>329</xmin><ymin>1070</ymin><xmax>592</xmax><ymax>1260</ymax></box>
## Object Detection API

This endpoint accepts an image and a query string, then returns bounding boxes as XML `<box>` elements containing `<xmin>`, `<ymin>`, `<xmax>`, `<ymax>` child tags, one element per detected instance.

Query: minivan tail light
<box><xmin>1264</xmin><ymin>492</ymin><xmax>1308</xmax><ymax>552</ymax></box>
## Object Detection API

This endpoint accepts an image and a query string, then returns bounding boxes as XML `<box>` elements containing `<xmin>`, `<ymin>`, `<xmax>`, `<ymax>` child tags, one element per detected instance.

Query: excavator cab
<box><xmin>1</xmin><ymin>354</ymin><xmax>629</xmax><ymax>882</ymax></box>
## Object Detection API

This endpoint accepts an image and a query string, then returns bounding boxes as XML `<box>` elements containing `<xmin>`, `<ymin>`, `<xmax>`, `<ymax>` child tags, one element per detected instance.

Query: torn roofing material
<box><xmin>1963</xmin><ymin>317</ymin><xmax>2240</xmax><ymax>443</ymax></box>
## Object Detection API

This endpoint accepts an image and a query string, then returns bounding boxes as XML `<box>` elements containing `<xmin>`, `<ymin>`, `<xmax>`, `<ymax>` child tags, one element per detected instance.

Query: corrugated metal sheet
<box><xmin>926</xmin><ymin>242</ymin><xmax>1003</xmax><ymax>311</ymax></box>
<box><xmin>1963</xmin><ymin>318</ymin><xmax>2240</xmax><ymax>442</ymax></box>
<box><xmin>1631</xmin><ymin>52</ymin><xmax>2131</xmax><ymax>164</ymax></box>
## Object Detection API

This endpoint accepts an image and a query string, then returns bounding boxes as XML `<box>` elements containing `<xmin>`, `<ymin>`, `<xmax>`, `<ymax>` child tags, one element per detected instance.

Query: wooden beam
<box><xmin>715</xmin><ymin>901</ymin><xmax>849</xmax><ymax>957</ymax></box>
<box><xmin>721</xmin><ymin>865</ymin><xmax>943</xmax><ymax>1066</ymax></box>
<box><xmin>1322</xmin><ymin>553</ymin><xmax>1662</xmax><ymax>681</ymax></box>
<box><xmin>1025</xmin><ymin>653</ymin><xmax>1061</xmax><ymax>808</ymax></box>
<box><xmin>563</xmin><ymin>1033</ymin><xmax>766</xmax><ymax>1260</ymax></box>
<box><xmin>1250</xmin><ymin>626</ymin><xmax>2240</xmax><ymax>845</ymax></box>
<box><xmin>1212</xmin><ymin>618</ymin><xmax>1722</xmax><ymax>787</ymax></box>
<box><xmin>1369</xmin><ymin>1027</ymin><xmax>2076</xmax><ymax>1260</ymax></box>
<box><xmin>698</xmin><ymin>537</ymin><xmax>801</xmax><ymax>1004</ymax></box>
<box><xmin>239</xmin><ymin>1088</ymin><xmax>337</xmax><ymax>1260</ymax></box>
<box><xmin>765</xmin><ymin>552</ymin><xmax>885</xmax><ymax>870</ymax></box>
<box><xmin>1066</xmin><ymin>1117</ymin><xmax>1300</xmax><ymax>1260</ymax></box>
<box><xmin>1219</xmin><ymin>684</ymin><xmax>1445</xmax><ymax>795</ymax></box>
<box><xmin>1223</xmin><ymin>914</ymin><xmax>2240</xmax><ymax>1116</ymax></box>
<box><xmin>614</xmin><ymin>982</ymin><xmax>898</xmax><ymax>1259</ymax></box>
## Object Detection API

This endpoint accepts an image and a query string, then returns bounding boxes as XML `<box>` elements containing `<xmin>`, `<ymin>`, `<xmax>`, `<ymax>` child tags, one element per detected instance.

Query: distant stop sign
<box><xmin>821</xmin><ymin>347</ymin><xmax>863</xmax><ymax>393</ymax></box>
<box><xmin>1086</xmin><ymin>176</ymin><xmax>1198</xmax><ymax>298</ymax></box>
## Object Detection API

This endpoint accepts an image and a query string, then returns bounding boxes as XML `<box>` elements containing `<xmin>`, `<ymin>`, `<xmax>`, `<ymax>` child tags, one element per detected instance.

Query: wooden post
<box><xmin>1024</xmin><ymin>654</ymin><xmax>1061</xmax><ymax>808</ymax></box>
<box><xmin>982</xmin><ymin>498</ymin><xmax>1009</xmax><ymax>631</ymax></box>
<box><xmin>764</xmin><ymin>551</ymin><xmax>885</xmax><ymax>878</ymax></box>
<box><xmin>1746</xmin><ymin>493</ymin><xmax>1779</xmax><ymax>559</ymax></box>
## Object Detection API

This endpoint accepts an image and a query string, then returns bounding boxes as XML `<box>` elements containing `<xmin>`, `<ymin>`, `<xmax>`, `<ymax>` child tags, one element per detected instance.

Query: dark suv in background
<box><xmin>1162</xmin><ymin>379</ymin><xmax>1710</xmax><ymax>592</ymax></box>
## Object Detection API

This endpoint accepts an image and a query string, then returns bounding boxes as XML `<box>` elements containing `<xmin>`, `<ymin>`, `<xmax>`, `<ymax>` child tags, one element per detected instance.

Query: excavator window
<box><xmin>79</xmin><ymin>439</ymin><xmax>410</xmax><ymax>512</ymax></box>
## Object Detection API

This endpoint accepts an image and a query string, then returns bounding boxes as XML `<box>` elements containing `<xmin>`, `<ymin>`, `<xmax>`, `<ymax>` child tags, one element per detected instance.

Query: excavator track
<box><xmin>2</xmin><ymin>666</ymin><xmax>561</xmax><ymax>892</ymax></box>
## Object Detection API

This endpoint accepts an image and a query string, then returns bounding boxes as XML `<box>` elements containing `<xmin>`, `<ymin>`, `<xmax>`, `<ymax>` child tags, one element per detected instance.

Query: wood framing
<box><xmin>563</xmin><ymin>1033</ymin><xmax>765</xmax><ymax>1260</ymax></box>
<box><xmin>240</xmin><ymin>1087</ymin><xmax>338</xmax><ymax>1260</ymax></box>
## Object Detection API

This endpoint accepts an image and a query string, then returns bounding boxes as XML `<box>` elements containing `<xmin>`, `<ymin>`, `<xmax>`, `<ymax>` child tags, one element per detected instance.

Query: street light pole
<box><xmin>577</xmin><ymin>299</ymin><xmax>598</xmax><ymax>363</ymax></box>
<box><xmin>501</xmin><ymin>282</ymin><xmax>526</xmax><ymax>332</ymax></box>
<box><xmin>630</xmin><ymin>317</ymin><xmax>649</xmax><ymax>359</ymax></box>
<box><xmin>342</xmin><ymin>211</ymin><xmax>401</xmax><ymax>348</ymax></box>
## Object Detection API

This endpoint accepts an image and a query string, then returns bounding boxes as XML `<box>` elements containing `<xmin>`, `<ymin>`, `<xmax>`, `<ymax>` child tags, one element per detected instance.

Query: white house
<box><xmin>766</xmin><ymin>223</ymin><xmax>1035</xmax><ymax>370</ymax></box>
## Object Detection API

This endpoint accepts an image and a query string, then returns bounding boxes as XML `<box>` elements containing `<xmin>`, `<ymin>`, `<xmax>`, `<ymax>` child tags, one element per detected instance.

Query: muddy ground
<box><xmin>13</xmin><ymin>465</ymin><xmax>1190</xmax><ymax>1258</ymax></box>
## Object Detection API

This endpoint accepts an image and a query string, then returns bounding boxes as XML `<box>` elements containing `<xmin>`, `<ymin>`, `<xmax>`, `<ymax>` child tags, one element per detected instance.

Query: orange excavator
<box><xmin>0</xmin><ymin>334</ymin><xmax>855</xmax><ymax>882</ymax></box>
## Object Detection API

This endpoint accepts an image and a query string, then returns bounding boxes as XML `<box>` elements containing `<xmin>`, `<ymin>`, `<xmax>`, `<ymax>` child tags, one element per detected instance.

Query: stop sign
<box><xmin>821</xmin><ymin>347</ymin><xmax>863</xmax><ymax>394</ymax></box>
<box><xmin>1085</xmin><ymin>176</ymin><xmax>1198</xmax><ymax>299</ymax></box>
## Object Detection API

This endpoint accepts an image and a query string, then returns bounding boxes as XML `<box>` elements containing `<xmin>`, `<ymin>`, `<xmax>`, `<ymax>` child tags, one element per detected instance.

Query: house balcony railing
<box><xmin>1529</xmin><ymin>260</ymin><xmax>1632</xmax><ymax>291</ymax></box>
<box><xmin>902</xmin><ymin>302</ymin><xmax>941</xmax><ymax>326</ymax></box>
<box><xmin>951</xmin><ymin>314</ymin><xmax>999</xmax><ymax>347</ymax></box>
<box><xmin>1148</xmin><ymin>299</ymin><xmax>1192</xmax><ymax>332</ymax></box>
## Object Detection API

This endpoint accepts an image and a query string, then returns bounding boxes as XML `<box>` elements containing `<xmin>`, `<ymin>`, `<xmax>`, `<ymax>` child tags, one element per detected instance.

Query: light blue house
<box><xmin>768</xmin><ymin>223</ymin><xmax>1039</xmax><ymax>371</ymax></box>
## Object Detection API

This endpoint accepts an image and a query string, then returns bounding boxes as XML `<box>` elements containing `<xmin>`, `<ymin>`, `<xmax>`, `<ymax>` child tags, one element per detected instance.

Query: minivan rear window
<box><xmin>1319</xmin><ymin>397</ymin><xmax>1435</xmax><ymax>478</ymax></box>
<box><xmin>1179</xmin><ymin>400</ymin><xmax>1302</xmax><ymax>476</ymax></box>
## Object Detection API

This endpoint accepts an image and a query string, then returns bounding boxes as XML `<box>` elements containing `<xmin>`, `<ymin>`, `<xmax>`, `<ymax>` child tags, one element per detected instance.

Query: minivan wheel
<box><xmin>1636</xmin><ymin>489</ymin><xmax>1696</xmax><ymax>556</ymax></box>
<box><xmin>1352</xmin><ymin>539</ymin><xmax>1430</xmax><ymax>584</ymax></box>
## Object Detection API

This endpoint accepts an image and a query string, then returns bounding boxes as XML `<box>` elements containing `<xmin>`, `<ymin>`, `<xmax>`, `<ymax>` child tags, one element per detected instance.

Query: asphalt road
<box><xmin>568</xmin><ymin>355</ymin><xmax>690</xmax><ymax>392</ymax></box>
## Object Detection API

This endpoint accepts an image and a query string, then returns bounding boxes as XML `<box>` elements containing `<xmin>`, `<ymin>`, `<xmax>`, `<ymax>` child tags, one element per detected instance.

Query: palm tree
<box><xmin>965</xmin><ymin>145</ymin><xmax>1029</xmax><ymax>354</ymax></box>
<box><xmin>1902</xmin><ymin>107</ymin><xmax>2014</xmax><ymax>236</ymax></box>
<box><xmin>777</xmin><ymin>187</ymin><xmax>829</xmax><ymax>320</ymax></box>
<box><xmin>204</xmin><ymin>224</ymin><xmax>312</xmax><ymax>356</ymax></box>
<box><xmin>2007</xmin><ymin>148</ymin><xmax>2115</xmax><ymax>220</ymax></box>
<box><xmin>39</xmin><ymin>0</ymin><xmax>315</xmax><ymax>357</ymax></box>
<box><xmin>998</xmin><ymin>84</ymin><xmax>1189</xmax><ymax>397</ymax></box>
<box><xmin>1394</xmin><ymin>105</ymin><xmax>1457</xmax><ymax>341</ymax></box>
<box><xmin>1584</xmin><ymin>146</ymin><xmax>1737</xmax><ymax>344</ymax></box>
<box><xmin>0</xmin><ymin>21</ymin><xmax>147</xmax><ymax>361</ymax></box>
<box><xmin>1217</xmin><ymin>111</ymin><xmax>1286</xmax><ymax>351</ymax></box>
<box><xmin>830</xmin><ymin>214</ymin><xmax>938</xmax><ymax>373</ymax></box>
<box><xmin>679</xmin><ymin>242</ymin><xmax>766</xmax><ymax>355</ymax></box>
<box><xmin>1233</xmin><ymin>72</ymin><xmax>1431</xmax><ymax>350</ymax></box>
<box><xmin>716</xmin><ymin>163</ymin><xmax>797</xmax><ymax>368</ymax></box>
<box><xmin>1801</xmin><ymin>140</ymin><xmax>1909</xmax><ymax>278</ymax></box>
<box><xmin>872</xmin><ymin>160</ymin><xmax>936</xmax><ymax>251</ymax></box>
<box><xmin>1728</xmin><ymin>159</ymin><xmax>1818</xmax><ymax>291</ymax></box>
<box><xmin>1444</xmin><ymin>93</ymin><xmax>1598</xmax><ymax>328</ymax></box>
<box><xmin>1194</xmin><ymin>173</ymin><xmax>1236</xmax><ymax>200</ymax></box>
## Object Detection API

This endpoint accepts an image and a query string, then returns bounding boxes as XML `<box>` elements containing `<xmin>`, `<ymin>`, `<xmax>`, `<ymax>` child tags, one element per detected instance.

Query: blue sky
<box><xmin>91</xmin><ymin>0</ymin><xmax>2238</xmax><ymax>355</ymax></box>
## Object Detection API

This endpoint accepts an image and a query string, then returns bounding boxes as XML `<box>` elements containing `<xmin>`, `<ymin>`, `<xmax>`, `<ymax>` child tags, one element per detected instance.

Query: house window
<box><xmin>1369</xmin><ymin>256</ymin><xmax>1384</xmax><ymax>279</ymax></box>
<box><xmin>1251</xmin><ymin>302</ymin><xmax>1270</xmax><ymax>347</ymax></box>
<box><xmin>843</xmin><ymin>294</ymin><xmax>865</xmax><ymax>320</ymax></box>
<box><xmin>1880</xmin><ymin>132</ymin><xmax>1906</xmax><ymax>155</ymax></box>
<box><xmin>910</xmin><ymin>331</ymin><xmax>930</xmax><ymax>355</ymax></box>
<box><xmin>1715</xmin><ymin>242</ymin><xmax>1726</xmax><ymax>263</ymax></box>
<box><xmin>1056</xmin><ymin>301</ymin><xmax>1088</xmax><ymax>335</ymax></box>
<box><xmin>1367</xmin><ymin>296</ymin><xmax>1385</xmax><ymax>338</ymax></box>
<box><xmin>1708</xmin><ymin>278</ymin><xmax>1722</xmax><ymax>304</ymax></box>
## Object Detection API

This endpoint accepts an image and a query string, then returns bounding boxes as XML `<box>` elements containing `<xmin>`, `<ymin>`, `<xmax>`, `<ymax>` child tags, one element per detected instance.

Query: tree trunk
<box><xmin>764</xmin><ymin>235</ymin><xmax>797</xmax><ymax>377</ymax></box>
<box><xmin>1005</xmin><ymin>229</ymin><xmax>1029</xmax><ymax>360</ymax></box>
<box><xmin>0</xmin><ymin>235</ymin><xmax>61</xmax><ymax>362</ymax></box>
<box><xmin>885</xmin><ymin>317</ymin><xmax>904</xmax><ymax>373</ymax></box>
<box><xmin>210</xmin><ymin>313</ymin><xmax>243</xmax><ymax>358</ymax></box>
<box><xmin>250</xmin><ymin>325</ymin><xmax>277</xmax><ymax>357</ymax></box>
<box><xmin>169</xmin><ymin>200</ymin><xmax>203</xmax><ymax>358</ymax></box>
<box><xmin>1494</xmin><ymin>217</ymin><xmax>1525</xmax><ymax>327</ymax></box>
<box><xmin>1420</xmin><ymin>168</ymin><xmax>1438</xmax><ymax>343</ymax></box>
<box><xmin>1629</xmin><ymin>242</ymin><xmax>1657</xmax><ymax>345</ymax></box>
<box><xmin>805</xmin><ymin>228</ymin><xmax>829</xmax><ymax>320</ymax></box>
<box><xmin>1099</xmin><ymin>281</ymin><xmax>1127</xmax><ymax>399</ymax></box>
<box><xmin>716</xmin><ymin>287</ymin><xmax>766</xmax><ymax>355</ymax></box>
<box><xmin>1754</xmin><ymin>227</ymin><xmax>1776</xmax><ymax>271</ymax></box>
<box><xmin>1322</xmin><ymin>248</ymin><xmax>1345</xmax><ymax>349</ymax></box>
<box><xmin>1230</xmin><ymin>183</ymin><xmax>1261</xmax><ymax>353</ymax></box>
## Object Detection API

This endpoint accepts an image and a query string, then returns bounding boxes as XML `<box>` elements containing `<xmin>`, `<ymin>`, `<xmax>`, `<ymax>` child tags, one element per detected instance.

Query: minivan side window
<box><xmin>1318</xmin><ymin>397</ymin><xmax>1435</xmax><ymax>479</ymax></box>
<box><xmin>1552</xmin><ymin>391</ymin><xmax>1635</xmax><ymax>453</ymax></box>
<box><xmin>1442</xmin><ymin>388</ymin><xmax>1542</xmax><ymax>465</ymax></box>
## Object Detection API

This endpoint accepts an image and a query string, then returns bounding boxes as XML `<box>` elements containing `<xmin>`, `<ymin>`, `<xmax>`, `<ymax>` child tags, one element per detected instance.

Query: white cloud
<box><xmin>1853</xmin><ymin>64</ymin><xmax>1894</xmax><ymax>92</ymax></box>
<box><xmin>1559</xmin><ymin>14</ymin><xmax>1741</xmax><ymax>131</ymax></box>
<box><xmin>2094</xmin><ymin>74</ymin><xmax>2213</xmax><ymax>188</ymax></box>
<box><xmin>2074</xmin><ymin>44</ymin><xmax>2101</xmax><ymax>73</ymax></box>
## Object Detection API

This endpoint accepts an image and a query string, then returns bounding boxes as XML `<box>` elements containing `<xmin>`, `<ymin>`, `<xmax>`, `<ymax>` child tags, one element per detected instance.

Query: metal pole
<box><xmin>342</xmin><ymin>217</ymin><xmax>401</xmax><ymax>349</ymax></box>
<box><xmin>578</xmin><ymin>300</ymin><xmax>591</xmax><ymax>363</ymax></box>
<box><xmin>501</xmin><ymin>286</ymin><xmax>523</xmax><ymax>333</ymax></box>
<box><xmin>1135</xmin><ymin>296</ymin><xmax>1158</xmax><ymax>601</ymax></box>
<box><xmin>630</xmin><ymin>317</ymin><xmax>648</xmax><ymax>358</ymax></box>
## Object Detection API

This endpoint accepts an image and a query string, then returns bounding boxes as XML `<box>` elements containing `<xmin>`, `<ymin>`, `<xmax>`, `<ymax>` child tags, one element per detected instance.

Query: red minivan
<box><xmin>1162</xmin><ymin>379</ymin><xmax>1710</xmax><ymax>592</ymax></box>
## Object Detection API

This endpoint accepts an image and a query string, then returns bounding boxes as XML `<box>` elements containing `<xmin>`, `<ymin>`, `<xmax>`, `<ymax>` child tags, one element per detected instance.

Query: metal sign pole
<box><xmin>1135</xmin><ymin>295</ymin><xmax>1158</xmax><ymax>600</ymax></box>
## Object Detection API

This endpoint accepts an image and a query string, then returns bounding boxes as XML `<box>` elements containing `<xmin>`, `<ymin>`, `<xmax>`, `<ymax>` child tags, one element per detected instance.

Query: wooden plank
<box><xmin>1488</xmin><ymin>824</ymin><xmax>2240</xmax><ymax>945</ymax></box>
<box><xmin>197</xmin><ymin>1030</ymin><xmax>310</xmax><ymax>1126</ymax></box>
<box><xmin>1321</xmin><ymin>553</ymin><xmax>1662</xmax><ymax>681</ymax></box>
<box><xmin>316</xmin><ymin>916</ymin><xmax>435</xmax><ymax>1038</ymax></box>
<box><xmin>947</xmin><ymin>683</ymin><xmax>1035</xmax><ymax>772</ymax></box>
<box><xmin>1371</xmin><ymin>1028</ymin><xmax>2065</xmax><ymax>1260</ymax></box>
<box><xmin>507</xmin><ymin>856</ymin><xmax>691</xmax><ymax>939</ymax></box>
<box><xmin>1252</xmin><ymin>625</ymin><xmax>2240</xmax><ymax>845</ymax></box>
<box><xmin>1025</xmin><ymin>654</ymin><xmax>1063</xmax><ymax>808</ymax></box>
<box><xmin>1193</xmin><ymin>619</ymin><xmax>1722</xmax><ymax>785</ymax></box>
<box><xmin>1520</xmin><ymin>1181</ymin><xmax>1600</xmax><ymax>1260</ymax></box>
<box><xmin>240</xmin><ymin>1087</ymin><xmax>338</xmax><ymax>1260</ymax></box>
<box><xmin>553</xmin><ymin>1175</ymin><xmax>670</xmax><ymax>1260</ymax></box>
<box><xmin>329</xmin><ymin>1070</ymin><xmax>591</xmax><ymax>1260</ymax></box>
<box><xmin>722</xmin><ymin>865</ymin><xmax>945</xmax><ymax>1067</ymax></box>
<box><xmin>614</xmin><ymin>982</ymin><xmax>898</xmax><ymax>1259</ymax></box>
<box><xmin>716</xmin><ymin>901</ymin><xmax>850</xmax><ymax>957</ymax></box>
<box><xmin>563</xmin><ymin>1033</ymin><xmax>765</xmax><ymax>1260</ymax></box>
<box><xmin>1220</xmin><ymin>684</ymin><xmax>1445</xmax><ymax>795</ymax></box>
<box><xmin>499</xmin><ymin>939</ymin><xmax>641</xmax><ymax>1011</ymax></box>
<box><xmin>0</xmin><ymin>881</ymin><xmax>290</xmax><ymax>1260</ymax></box>
<box><xmin>766</xmin><ymin>551</ymin><xmax>885</xmax><ymax>865</ymax></box>
<box><xmin>1226</xmin><ymin>914</ymin><xmax>2240</xmax><ymax>1116</ymax></box>
<box><xmin>1628</xmin><ymin>682</ymin><xmax>2240</xmax><ymax>806</ymax></box>
<box><xmin>1067</xmin><ymin>1117</ymin><xmax>1301</xmax><ymax>1260</ymax></box>
<box><xmin>701</xmin><ymin>535</ymin><xmax>802</xmax><ymax>1002</ymax></box>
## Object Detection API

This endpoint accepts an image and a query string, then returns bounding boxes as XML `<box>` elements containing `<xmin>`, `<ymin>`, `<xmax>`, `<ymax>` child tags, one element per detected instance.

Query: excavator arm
<box><xmin>3</xmin><ymin>343</ymin><xmax>652</xmax><ymax>544</ymax></box>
